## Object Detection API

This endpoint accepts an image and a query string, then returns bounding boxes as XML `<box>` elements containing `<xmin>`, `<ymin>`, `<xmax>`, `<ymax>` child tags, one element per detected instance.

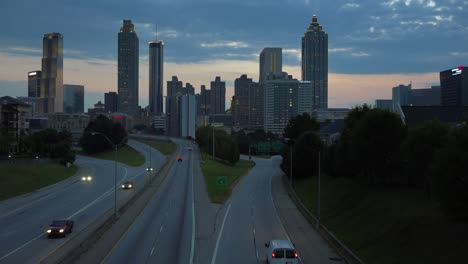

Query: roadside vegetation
<box><xmin>0</xmin><ymin>163</ymin><xmax>78</xmax><ymax>201</ymax></box>
<box><xmin>137</xmin><ymin>139</ymin><xmax>176</xmax><ymax>156</ymax></box>
<box><xmin>88</xmin><ymin>144</ymin><xmax>145</xmax><ymax>166</ymax></box>
<box><xmin>281</xmin><ymin>109</ymin><xmax>468</xmax><ymax>264</ymax></box>
<box><xmin>199</xmin><ymin>152</ymin><xmax>255</xmax><ymax>203</ymax></box>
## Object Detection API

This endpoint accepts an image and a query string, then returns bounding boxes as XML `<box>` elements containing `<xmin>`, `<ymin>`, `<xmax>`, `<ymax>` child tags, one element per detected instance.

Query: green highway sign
<box><xmin>216</xmin><ymin>176</ymin><xmax>227</xmax><ymax>186</ymax></box>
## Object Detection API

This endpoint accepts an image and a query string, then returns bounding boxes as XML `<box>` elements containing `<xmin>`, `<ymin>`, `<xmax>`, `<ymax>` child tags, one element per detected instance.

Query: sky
<box><xmin>0</xmin><ymin>0</ymin><xmax>467</xmax><ymax>110</ymax></box>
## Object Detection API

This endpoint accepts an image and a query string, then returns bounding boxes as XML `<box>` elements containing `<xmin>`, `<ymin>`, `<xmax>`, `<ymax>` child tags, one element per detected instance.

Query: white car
<box><xmin>265</xmin><ymin>240</ymin><xmax>299</xmax><ymax>264</ymax></box>
<box><xmin>81</xmin><ymin>176</ymin><xmax>92</xmax><ymax>182</ymax></box>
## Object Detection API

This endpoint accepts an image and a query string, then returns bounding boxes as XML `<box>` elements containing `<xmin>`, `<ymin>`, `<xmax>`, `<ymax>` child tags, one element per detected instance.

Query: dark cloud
<box><xmin>0</xmin><ymin>0</ymin><xmax>467</xmax><ymax>74</ymax></box>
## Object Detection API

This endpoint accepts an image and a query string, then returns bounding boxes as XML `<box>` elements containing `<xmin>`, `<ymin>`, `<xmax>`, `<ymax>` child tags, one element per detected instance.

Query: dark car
<box><xmin>177</xmin><ymin>157</ymin><xmax>183</xmax><ymax>162</ymax></box>
<box><xmin>187</xmin><ymin>147</ymin><xmax>193</xmax><ymax>151</ymax></box>
<box><xmin>121</xmin><ymin>181</ymin><xmax>133</xmax><ymax>189</ymax></box>
<box><xmin>47</xmin><ymin>219</ymin><xmax>74</xmax><ymax>238</ymax></box>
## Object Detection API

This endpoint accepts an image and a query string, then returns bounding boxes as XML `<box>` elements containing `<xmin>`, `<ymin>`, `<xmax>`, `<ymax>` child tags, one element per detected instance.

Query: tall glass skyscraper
<box><xmin>259</xmin><ymin>48</ymin><xmax>282</xmax><ymax>83</ymax></box>
<box><xmin>28</xmin><ymin>70</ymin><xmax>41</xmax><ymax>97</ymax></box>
<box><xmin>118</xmin><ymin>20</ymin><xmax>139</xmax><ymax>115</ymax></box>
<box><xmin>63</xmin><ymin>84</ymin><xmax>84</xmax><ymax>113</ymax></box>
<box><xmin>40</xmin><ymin>33</ymin><xmax>63</xmax><ymax>113</ymax></box>
<box><xmin>302</xmin><ymin>15</ymin><xmax>328</xmax><ymax>110</ymax></box>
<box><xmin>149</xmin><ymin>40</ymin><xmax>164</xmax><ymax>115</ymax></box>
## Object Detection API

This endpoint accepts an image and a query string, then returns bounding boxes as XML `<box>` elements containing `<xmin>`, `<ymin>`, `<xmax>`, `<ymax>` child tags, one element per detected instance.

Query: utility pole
<box><xmin>317</xmin><ymin>151</ymin><xmax>321</xmax><ymax>229</ymax></box>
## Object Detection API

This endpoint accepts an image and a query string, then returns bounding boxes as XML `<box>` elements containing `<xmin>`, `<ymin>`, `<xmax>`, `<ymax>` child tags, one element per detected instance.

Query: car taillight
<box><xmin>294</xmin><ymin>252</ymin><xmax>298</xmax><ymax>258</ymax></box>
<box><xmin>272</xmin><ymin>252</ymin><xmax>275</xmax><ymax>258</ymax></box>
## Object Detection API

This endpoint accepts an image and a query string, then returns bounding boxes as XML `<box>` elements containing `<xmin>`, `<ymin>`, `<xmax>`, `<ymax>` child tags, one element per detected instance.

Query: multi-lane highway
<box><xmin>103</xmin><ymin>139</ymin><xmax>194</xmax><ymax>264</ymax></box>
<box><xmin>0</xmin><ymin>139</ymin><xmax>165</xmax><ymax>264</ymax></box>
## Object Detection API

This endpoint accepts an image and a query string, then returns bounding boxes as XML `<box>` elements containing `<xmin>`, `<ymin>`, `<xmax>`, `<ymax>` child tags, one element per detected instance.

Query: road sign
<box><xmin>216</xmin><ymin>176</ymin><xmax>227</xmax><ymax>186</ymax></box>
<box><xmin>211</xmin><ymin>123</ymin><xmax>224</xmax><ymax>127</ymax></box>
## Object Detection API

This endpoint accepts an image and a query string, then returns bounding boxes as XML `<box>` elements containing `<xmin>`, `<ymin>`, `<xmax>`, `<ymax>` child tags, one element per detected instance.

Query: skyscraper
<box><xmin>28</xmin><ymin>71</ymin><xmax>41</xmax><ymax>97</ymax></box>
<box><xmin>104</xmin><ymin>92</ymin><xmax>118</xmax><ymax>113</ymax></box>
<box><xmin>118</xmin><ymin>20</ymin><xmax>139</xmax><ymax>115</ymax></box>
<box><xmin>41</xmin><ymin>33</ymin><xmax>63</xmax><ymax>113</ymax></box>
<box><xmin>210</xmin><ymin>76</ymin><xmax>226</xmax><ymax>114</ymax></box>
<box><xmin>259</xmin><ymin>48</ymin><xmax>282</xmax><ymax>83</ymax></box>
<box><xmin>248</xmin><ymin>82</ymin><xmax>263</xmax><ymax>129</ymax></box>
<box><xmin>440</xmin><ymin>66</ymin><xmax>467</xmax><ymax>106</ymax></box>
<box><xmin>302</xmin><ymin>15</ymin><xmax>328</xmax><ymax>109</ymax></box>
<box><xmin>149</xmin><ymin>40</ymin><xmax>164</xmax><ymax>115</ymax></box>
<box><xmin>166</xmin><ymin>76</ymin><xmax>184</xmax><ymax>136</ymax></box>
<box><xmin>233</xmin><ymin>74</ymin><xmax>252</xmax><ymax>129</ymax></box>
<box><xmin>63</xmin><ymin>84</ymin><xmax>84</xmax><ymax>113</ymax></box>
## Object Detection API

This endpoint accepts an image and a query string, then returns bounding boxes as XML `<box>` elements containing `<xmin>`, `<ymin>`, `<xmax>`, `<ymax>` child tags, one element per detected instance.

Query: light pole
<box><xmin>317</xmin><ymin>150</ymin><xmax>321</xmax><ymax>229</ymax></box>
<box><xmin>284</xmin><ymin>138</ymin><xmax>295</xmax><ymax>186</ymax></box>
<box><xmin>90</xmin><ymin>132</ymin><xmax>125</xmax><ymax>218</ymax></box>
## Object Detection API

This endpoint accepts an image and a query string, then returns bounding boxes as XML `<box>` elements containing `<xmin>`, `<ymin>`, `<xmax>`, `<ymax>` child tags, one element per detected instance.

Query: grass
<box><xmin>136</xmin><ymin>139</ymin><xmax>176</xmax><ymax>156</ymax></box>
<box><xmin>89</xmin><ymin>145</ymin><xmax>145</xmax><ymax>166</ymax></box>
<box><xmin>200</xmin><ymin>152</ymin><xmax>255</xmax><ymax>203</ymax></box>
<box><xmin>293</xmin><ymin>176</ymin><xmax>468</xmax><ymax>264</ymax></box>
<box><xmin>0</xmin><ymin>163</ymin><xmax>78</xmax><ymax>201</ymax></box>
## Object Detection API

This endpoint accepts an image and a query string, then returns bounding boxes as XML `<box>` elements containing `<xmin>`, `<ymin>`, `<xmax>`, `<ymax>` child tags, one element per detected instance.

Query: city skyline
<box><xmin>1</xmin><ymin>0</ymin><xmax>466</xmax><ymax>110</ymax></box>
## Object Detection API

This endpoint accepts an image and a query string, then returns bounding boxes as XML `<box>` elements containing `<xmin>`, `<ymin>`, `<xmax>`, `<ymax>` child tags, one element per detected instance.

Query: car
<box><xmin>81</xmin><ymin>176</ymin><xmax>92</xmax><ymax>182</ymax></box>
<box><xmin>47</xmin><ymin>219</ymin><xmax>74</xmax><ymax>238</ymax></box>
<box><xmin>121</xmin><ymin>181</ymin><xmax>133</xmax><ymax>189</ymax></box>
<box><xmin>187</xmin><ymin>147</ymin><xmax>193</xmax><ymax>151</ymax></box>
<box><xmin>264</xmin><ymin>239</ymin><xmax>299</xmax><ymax>264</ymax></box>
<box><xmin>177</xmin><ymin>157</ymin><xmax>183</xmax><ymax>162</ymax></box>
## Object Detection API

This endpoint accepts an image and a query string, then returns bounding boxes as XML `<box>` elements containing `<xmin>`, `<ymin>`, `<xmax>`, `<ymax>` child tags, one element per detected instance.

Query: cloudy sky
<box><xmin>0</xmin><ymin>0</ymin><xmax>467</xmax><ymax>110</ymax></box>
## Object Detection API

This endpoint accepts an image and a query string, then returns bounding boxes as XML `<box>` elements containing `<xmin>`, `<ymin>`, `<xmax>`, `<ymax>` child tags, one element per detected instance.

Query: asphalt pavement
<box><xmin>0</xmin><ymin>139</ymin><xmax>165</xmax><ymax>264</ymax></box>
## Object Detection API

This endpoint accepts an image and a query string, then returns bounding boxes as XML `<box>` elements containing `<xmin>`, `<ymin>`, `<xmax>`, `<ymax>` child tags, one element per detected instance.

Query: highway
<box><xmin>0</xmin><ymin>139</ymin><xmax>165</xmax><ymax>264</ymax></box>
<box><xmin>103</xmin><ymin>138</ymin><xmax>194</xmax><ymax>264</ymax></box>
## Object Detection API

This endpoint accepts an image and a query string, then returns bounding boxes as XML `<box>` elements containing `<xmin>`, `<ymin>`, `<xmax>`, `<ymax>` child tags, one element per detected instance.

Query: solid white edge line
<box><xmin>0</xmin><ymin>232</ymin><xmax>44</xmax><ymax>261</ymax></box>
<box><xmin>189</xmin><ymin>148</ymin><xmax>195</xmax><ymax>264</ymax></box>
<box><xmin>210</xmin><ymin>203</ymin><xmax>232</xmax><ymax>264</ymax></box>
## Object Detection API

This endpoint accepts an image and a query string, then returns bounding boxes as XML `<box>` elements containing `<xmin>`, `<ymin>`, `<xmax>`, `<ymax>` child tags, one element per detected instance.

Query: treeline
<box><xmin>80</xmin><ymin>115</ymin><xmax>128</xmax><ymax>154</ymax></box>
<box><xmin>232</xmin><ymin>129</ymin><xmax>278</xmax><ymax>155</ymax></box>
<box><xmin>196</xmin><ymin>125</ymin><xmax>240</xmax><ymax>165</ymax></box>
<box><xmin>282</xmin><ymin>107</ymin><xmax>468</xmax><ymax>220</ymax></box>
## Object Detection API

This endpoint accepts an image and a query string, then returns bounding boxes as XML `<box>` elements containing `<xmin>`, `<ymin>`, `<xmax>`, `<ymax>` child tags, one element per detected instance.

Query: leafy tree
<box><xmin>80</xmin><ymin>115</ymin><xmax>127</xmax><ymax>154</ymax></box>
<box><xmin>291</xmin><ymin>131</ymin><xmax>323</xmax><ymax>179</ymax></box>
<box><xmin>431</xmin><ymin>124</ymin><xmax>468</xmax><ymax>220</ymax></box>
<box><xmin>283</xmin><ymin>113</ymin><xmax>320</xmax><ymax>141</ymax></box>
<box><xmin>401</xmin><ymin>120</ymin><xmax>449</xmax><ymax>189</ymax></box>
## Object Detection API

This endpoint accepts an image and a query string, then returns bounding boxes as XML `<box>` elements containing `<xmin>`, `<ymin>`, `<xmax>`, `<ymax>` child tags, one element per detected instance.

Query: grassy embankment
<box><xmin>200</xmin><ymin>152</ymin><xmax>255</xmax><ymax>203</ymax></box>
<box><xmin>294</xmin><ymin>176</ymin><xmax>468</xmax><ymax>264</ymax></box>
<box><xmin>136</xmin><ymin>139</ymin><xmax>176</xmax><ymax>156</ymax></box>
<box><xmin>89</xmin><ymin>145</ymin><xmax>145</xmax><ymax>166</ymax></box>
<box><xmin>0</xmin><ymin>163</ymin><xmax>78</xmax><ymax>201</ymax></box>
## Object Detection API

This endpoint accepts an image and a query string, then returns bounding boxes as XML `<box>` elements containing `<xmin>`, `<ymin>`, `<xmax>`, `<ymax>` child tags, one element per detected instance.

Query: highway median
<box><xmin>83</xmin><ymin>144</ymin><xmax>145</xmax><ymax>167</ymax></box>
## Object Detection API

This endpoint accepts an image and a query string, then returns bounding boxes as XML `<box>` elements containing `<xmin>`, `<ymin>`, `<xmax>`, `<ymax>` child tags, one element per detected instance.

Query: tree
<box><xmin>292</xmin><ymin>131</ymin><xmax>323</xmax><ymax>179</ymax></box>
<box><xmin>80</xmin><ymin>115</ymin><xmax>127</xmax><ymax>154</ymax></box>
<box><xmin>283</xmin><ymin>113</ymin><xmax>320</xmax><ymax>141</ymax></box>
<box><xmin>431</xmin><ymin>124</ymin><xmax>468</xmax><ymax>220</ymax></box>
<box><xmin>401</xmin><ymin>120</ymin><xmax>449</xmax><ymax>189</ymax></box>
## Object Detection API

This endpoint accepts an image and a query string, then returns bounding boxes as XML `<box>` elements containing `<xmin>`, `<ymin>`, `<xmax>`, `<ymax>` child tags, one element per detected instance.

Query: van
<box><xmin>264</xmin><ymin>239</ymin><xmax>300</xmax><ymax>264</ymax></box>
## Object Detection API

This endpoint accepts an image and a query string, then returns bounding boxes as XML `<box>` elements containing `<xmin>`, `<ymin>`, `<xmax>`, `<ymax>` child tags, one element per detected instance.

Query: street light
<box><xmin>284</xmin><ymin>138</ymin><xmax>295</xmax><ymax>186</ymax></box>
<box><xmin>90</xmin><ymin>131</ymin><xmax>127</xmax><ymax>218</ymax></box>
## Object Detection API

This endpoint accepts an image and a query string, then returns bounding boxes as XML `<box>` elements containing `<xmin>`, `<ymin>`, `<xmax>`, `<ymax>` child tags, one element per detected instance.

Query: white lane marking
<box><xmin>150</xmin><ymin>247</ymin><xmax>155</xmax><ymax>256</ymax></box>
<box><xmin>269</xmin><ymin>169</ymin><xmax>291</xmax><ymax>242</ymax></box>
<box><xmin>159</xmin><ymin>225</ymin><xmax>164</xmax><ymax>233</ymax></box>
<box><xmin>0</xmin><ymin>232</ymin><xmax>44</xmax><ymax>261</ymax></box>
<box><xmin>189</xmin><ymin>148</ymin><xmax>195</xmax><ymax>264</ymax></box>
<box><xmin>210</xmin><ymin>203</ymin><xmax>232</xmax><ymax>264</ymax></box>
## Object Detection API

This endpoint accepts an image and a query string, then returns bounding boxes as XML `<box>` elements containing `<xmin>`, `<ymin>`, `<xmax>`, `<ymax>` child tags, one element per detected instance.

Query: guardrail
<box><xmin>40</xmin><ymin>138</ymin><xmax>180</xmax><ymax>264</ymax></box>
<box><xmin>281</xmin><ymin>175</ymin><xmax>366</xmax><ymax>264</ymax></box>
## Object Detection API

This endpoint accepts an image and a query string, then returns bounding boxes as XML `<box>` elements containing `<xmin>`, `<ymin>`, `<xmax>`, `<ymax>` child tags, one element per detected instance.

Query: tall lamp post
<box><xmin>317</xmin><ymin>150</ymin><xmax>321</xmax><ymax>229</ymax></box>
<box><xmin>90</xmin><ymin>132</ymin><xmax>127</xmax><ymax>218</ymax></box>
<box><xmin>284</xmin><ymin>138</ymin><xmax>295</xmax><ymax>186</ymax></box>
<box><xmin>146</xmin><ymin>143</ymin><xmax>153</xmax><ymax>183</ymax></box>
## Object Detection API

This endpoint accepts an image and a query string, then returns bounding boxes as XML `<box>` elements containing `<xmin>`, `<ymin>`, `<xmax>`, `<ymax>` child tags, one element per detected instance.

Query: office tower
<box><xmin>149</xmin><ymin>40</ymin><xmax>164</xmax><ymax>115</ymax></box>
<box><xmin>118</xmin><ymin>20</ymin><xmax>139</xmax><ymax>115</ymax></box>
<box><xmin>440</xmin><ymin>66</ymin><xmax>467</xmax><ymax>106</ymax></box>
<box><xmin>233</xmin><ymin>74</ymin><xmax>252</xmax><ymax>129</ymax></box>
<box><xmin>264</xmin><ymin>72</ymin><xmax>313</xmax><ymax>135</ymax></box>
<box><xmin>40</xmin><ymin>33</ymin><xmax>63</xmax><ymax>113</ymax></box>
<box><xmin>167</xmin><ymin>76</ymin><xmax>184</xmax><ymax>98</ymax></box>
<box><xmin>259</xmin><ymin>48</ymin><xmax>282</xmax><ymax>83</ymax></box>
<box><xmin>63</xmin><ymin>84</ymin><xmax>84</xmax><ymax>113</ymax></box>
<box><xmin>197</xmin><ymin>85</ymin><xmax>211</xmax><ymax>126</ymax></box>
<box><xmin>186</xmin><ymin>83</ymin><xmax>195</xmax><ymax>95</ymax></box>
<box><xmin>302</xmin><ymin>15</ymin><xmax>328</xmax><ymax>109</ymax></box>
<box><xmin>392</xmin><ymin>83</ymin><xmax>411</xmax><ymax>110</ymax></box>
<box><xmin>166</xmin><ymin>76</ymin><xmax>184</xmax><ymax>136</ymax></box>
<box><xmin>181</xmin><ymin>94</ymin><xmax>197</xmax><ymax>138</ymax></box>
<box><xmin>28</xmin><ymin>71</ymin><xmax>41</xmax><ymax>97</ymax></box>
<box><xmin>104</xmin><ymin>92</ymin><xmax>118</xmax><ymax>113</ymax></box>
<box><xmin>248</xmin><ymin>82</ymin><xmax>263</xmax><ymax>129</ymax></box>
<box><xmin>210</xmin><ymin>76</ymin><xmax>226</xmax><ymax>114</ymax></box>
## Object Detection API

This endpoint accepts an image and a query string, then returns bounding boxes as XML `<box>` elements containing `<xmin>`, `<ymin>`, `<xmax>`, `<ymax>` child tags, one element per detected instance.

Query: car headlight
<box><xmin>47</xmin><ymin>230</ymin><xmax>51</xmax><ymax>233</ymax></box>
<box><xmin>59</xmin><ymin>229</ymin><xmax>64</xmax><ymax>233</ymax></box>
<box><xmin>82</xmin><ymin>177</ymin><xmax>86</xmax><ymax>181</ymax></box>
<box><xmin>87</xmin><ymin>176</ymin><xmax>92</xmax><ymax>181</ymax></box>
<box><xmin>122</xmin><ymin>185</ymin><xmax>125</xmax><ymax>188</ymax></box>
<box><xmin>129</xmin><ymin>185</ymin><xmax>132</xmax><ymax>188</ymax></box>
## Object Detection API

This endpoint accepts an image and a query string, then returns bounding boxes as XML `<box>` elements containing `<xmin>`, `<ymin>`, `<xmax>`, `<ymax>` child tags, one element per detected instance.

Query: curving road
<box><xmin>0</xmin><ymin>139</ymin><xmax>165</xmax><ymax>264</ymax></box>
<box><xmin>103</xmin><ymin>138</ymin><xmax>195</xmax><ymax>264</ymax></box>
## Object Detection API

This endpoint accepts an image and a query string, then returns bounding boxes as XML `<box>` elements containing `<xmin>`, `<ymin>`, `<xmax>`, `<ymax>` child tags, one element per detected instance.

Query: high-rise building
<box><xmin>440</xmin><ymin>66</ymin><xmax>467</xmax><ymax>106</ymax></box>
<box><xmin>28</xmin><ymin>71</ymin><xmax>41</xmax><ymax>97</ymax></box>
<box><xmin>118</xmin><ymin>20</ymin><xmax>139</xmax><ymax>115</ymax></box>
<box><xmin>233</xmin><ymin>74</ymin><xmax>252</xmax><ymax>129</ymax></box>
<box><xmin>259</xmin><ymin>48</ymin><xmax>282</xmax><ymax>84</ymax></box>
<box><xmin>149</xmin><ymin>40</ymin><xmax>164</xmax><ymax>115</ymax></box>
<box><xmin>63</xmin><ymin>84</ymin><xmax>84</xmax><ymax>113</ymax></box>
<box><xmin>40</xmin><ymin>33</ymin><xmax>63</xmax><ymax>113</ymax></box>
<box><xmin>166</xmin><ymin>76</ymin><xmax>184</xmax><ymax>137</ymax></box>
<box><xmin>181</xmin><ymin>94</ymin><xmax>197</xmax><ymax>138</ymax></box>
<box><xmin>197</xmin><ymin>85</ymin><xmax>211</xmax><ymax>126</ymax></box>
<box><xmin>248</xmin><ymin>82</ymin><xmax>263</xmax><ymax>129</ymax></box>
<box><xmin>210</xmin><ymin>76</ymin><xmax>226</xmax><ymax>114</ymax></box>
<box><xmin>264</xmin><ymin>72</ymin><xmax>313</xmax><ymax>135</ymax></box>
<box><xmin>104</xmin><ymin>92</ymin><xmax>118</xmax><ymax>113</ymax></box>
<box><xmin>185</xmin><ymin>83</ymin><xmax>195</xmax><ymax>95</ymax></box>
<box><xmin>167</xmin><ymin>76</ymin><xmax>183</xmax><ymax>98</ymax></box>
<box><xmin>302</xmin><ymin>15</ymin><xmax>328</xmax><ymax>110</ymax></box>
<box><xmin>392</xmin><ymin>83</ymin><xmax>411</xmax><ymax>110</ymax></box>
